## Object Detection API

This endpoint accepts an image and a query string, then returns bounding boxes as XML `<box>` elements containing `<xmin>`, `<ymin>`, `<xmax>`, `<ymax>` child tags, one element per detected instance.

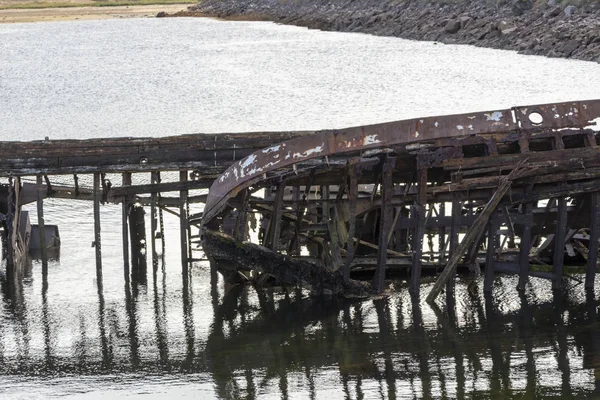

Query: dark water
<box><xmin>1</xmin><ymin>16</ymin><xmax>600</xmax><ymax>399</ymax></box>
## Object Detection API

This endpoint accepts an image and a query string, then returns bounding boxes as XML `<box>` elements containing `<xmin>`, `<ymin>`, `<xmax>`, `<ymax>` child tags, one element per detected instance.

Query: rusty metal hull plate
<box><xmin>202</xmin><ymin>99</ymin><xmax>600</xmax><ymax>224</ymax></box>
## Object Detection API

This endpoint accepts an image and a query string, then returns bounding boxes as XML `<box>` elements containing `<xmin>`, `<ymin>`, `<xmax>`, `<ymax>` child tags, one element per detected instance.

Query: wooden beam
<box><xmin>122</xmin><ymin>172</ymin><xmax>131</xmax><ymax>283</ymax></box>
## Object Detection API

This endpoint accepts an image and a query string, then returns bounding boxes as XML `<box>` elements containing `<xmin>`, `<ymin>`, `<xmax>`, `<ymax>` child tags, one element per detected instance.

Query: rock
<box><xmin>547</xmin><ymin>6</ymin><xmax>562</xmax><ymax>17</ymax></box>
<box><xmin>564</xmin><ymin>5</ymin><xmax>577</xmax><ymax>17</ymax></box>
<box><xmin>512</xmin><ymin>0</ymin><xmax>533</xmax><ymax>16</ymax></box>
<box><xmin>156</xmin><ymin>11</ymin><xmax>167</xmax><ymax>18</ymax></box>
<box><xmin>460</xmin><ymin>16</ymin><xmax>473</xmax><ymax>29</ymax></box>
<box><xmin>498</xmin><ymin>20</ymin><xmax>517</xmax><ymax>35</ymax></box>
<box><xmin>547</xmin><ymin>0</ymin><xmax>557</xmax><ymax>6</ymax></box>
<box><xmin>444</xmin><ymin>19</ymin><xmax>462</xmax><ymax>34</ymax></box>
<box><xmin>562</xmin><ymin>39</ymin><xmax>579</xmax><ymax>56</ymax></box>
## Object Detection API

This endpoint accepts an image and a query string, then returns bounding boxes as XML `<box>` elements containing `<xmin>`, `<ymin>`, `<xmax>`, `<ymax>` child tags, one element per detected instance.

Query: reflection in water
<box><xmin>1</xmin><ymin>264</ymin><xmax>600</xmax><ymax>398</ymax></box>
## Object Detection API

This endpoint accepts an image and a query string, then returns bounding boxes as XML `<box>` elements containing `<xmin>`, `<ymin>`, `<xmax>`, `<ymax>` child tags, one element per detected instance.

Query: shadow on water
<box><xmin>1</xmin><ymin>264</ymin><xmax>600</xmax><ymax>398</ymax></box>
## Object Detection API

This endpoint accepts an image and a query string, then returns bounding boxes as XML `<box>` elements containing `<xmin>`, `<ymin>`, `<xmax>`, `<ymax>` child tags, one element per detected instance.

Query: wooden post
<box><xmin>268</xmin><ymin>182</ymin><xmax>284</xmax><ymax>252</ymax></box>
<box><xmin>410</xmin><ymin>167</ymin><xmax>427</xmax><ymax>294</ymax></box>
<box><xmin>438</xmin><ymin>202</ymin><xmax>446</xmax><ymax>263</ymax></box>
<box><xmin>93</xmin><ymin>172</ymin><xmax>103</xmax><ymax>283</ymax></box>
<box><xmin>234</xmin><ymin>189</ymin><xmax>250</xmax><ymax>242</ymax></box>
<box><xmin>372</xmin><ymin>157</ymin><xmax>395</xmax><ymax>293</ymax></box>
<box><xmin>180</xmin><ymin>170</ymin><xmax>189</xmax><ymax>273</ymax></box>
<box><xmin>586</xmin><ymin>192</ymin><xmax>600</xmax><ymax>289</ymax></box>
<box><xmin>36</xmin><ymin>175</ymin><xmax>48</xmax><ymax>281</ymax></box>
<box><xmin>129</xmin><ymin>204</ymin><xmax>147</xmax><ymax>285</ymax></box>
<box><xmin>122</xmin><ymin>173</ymin><xmax>131</xmax><ymax>284</ymax></box>
<box><xmin>518</xmin><ymin>199</ymin><xmax>533</xmax><ymax>291</ymax></box>
<box><xmin>552</xmin><ymin>196</ymin><xmax>568</xmax><ymax>290</ymax></box>
<box><xmin>151</xmin><ymin>171</ymin><xmax>158</xmax><ymax>276</ymax></box>
<box><xmin>447</xmin><ymin>195</ymin><xmax>461</xmax><ymax>295</ymax></box>
<box><xmin>484</xmin><ymin>212</ymin><xmax>499</xmax><ymax>292</ymax></box>
<box><xmin>5</xmin><ymin>177</ymin><xmax>15</xmax><ymax>279</ymax></box>
<box><xmin>344</xmin><ymin>165</ymin><xmax>360</xmax><ymax>282</ymax></box>
<box><xmin>426</xmin><ymin>166</ymin><xmax>521</xmax><ymax>303</ymax></box>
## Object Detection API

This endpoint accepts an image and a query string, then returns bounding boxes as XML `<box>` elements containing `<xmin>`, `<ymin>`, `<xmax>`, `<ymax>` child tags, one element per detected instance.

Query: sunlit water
<box><xmin>1</xmin><ymin>17</ymin><xmax>600</xmax><ymax>399</ymax></box>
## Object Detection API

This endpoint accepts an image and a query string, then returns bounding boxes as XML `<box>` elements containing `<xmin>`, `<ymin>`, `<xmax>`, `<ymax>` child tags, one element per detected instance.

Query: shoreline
<box><xmin>175</xmin><ymin>0</ymin><xmax>600</xmax><ymax>63</ymax></box>
<box><xmin>0</xmin><ymin>2</ymin><xmax>192</xmax><ymax>23</ymax></box>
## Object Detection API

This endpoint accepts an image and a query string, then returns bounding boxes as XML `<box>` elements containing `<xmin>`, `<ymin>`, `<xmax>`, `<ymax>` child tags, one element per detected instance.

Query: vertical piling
<box><xmin>484</xmin><ymin>212</ymin><xmax>500</xmax><ymax>292</ymax></box>
<box><xmin>36</xmin><ymin>175</ymin><xmax>48</xmax><ymax>283</ymax></box>
<box><xmin>344</xmin><ymin>166</ymin><xmax>359</xmax><ymax>282</ymax></box>
<box><xmin>518</xmin><ymin>198</ymin><xmax>533</xmax><ymax>291</ymax></box>
<box><xmin>410</xmin><ymin>167</ymin><xmax>426</xmax><ymax>294</ymax></box>
<box><xmin>587</xmin><ymin>192</ymin><xmax>600</xmax><ymax>289</ymax></box>
<box><xmin>553</xmin><ymin>197</ymin><xmax>568</xmax><ymax>290</ymax></box>
<box><xmin>129</xmin><ymin>204</ymin><xmax>147</xmax><ymax>285</ymax></box>
<box><xmin>179</xmin><ymin>170</ymin><xmax>189</xmax><ymax>273</ymax></box>
<box><xmin>150</xmin><ymin>171</ymin><xmax>158</xmax><ymax>277</ymax></box>
<box><xmin>93</xmin><ymin>172</ymin><xmax>103</xmax><ymax>283</ymax></box>
<box><xmin>268</xmin><ymin>182</ymin><xmax>284</xmax><ymax>252</ymax></box>
<box><xmin>122</xmin><ymin>172</ymin><xmax>131</xmax><ymax>284</ymax></box>
<box><xmin>372</xmin><ymin>157</ymin><xmax>395</xmax><ymax>293</ymax></box>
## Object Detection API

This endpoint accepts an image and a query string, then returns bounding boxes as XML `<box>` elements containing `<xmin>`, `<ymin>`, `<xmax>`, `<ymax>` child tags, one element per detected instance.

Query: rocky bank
<box><xmin>169</xmin><ymin>0</ymin><xmax>600</xmax><ymax>63</ymax></box>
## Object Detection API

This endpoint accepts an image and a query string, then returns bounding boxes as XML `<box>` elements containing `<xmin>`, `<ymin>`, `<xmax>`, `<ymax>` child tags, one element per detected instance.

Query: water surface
<box><xmin>1</xmin><ymin>17</ymin><xmax>600</xmax><ymax>399</ymax></box>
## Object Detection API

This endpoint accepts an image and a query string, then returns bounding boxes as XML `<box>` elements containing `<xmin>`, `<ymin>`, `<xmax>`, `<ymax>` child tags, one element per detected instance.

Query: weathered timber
<box><xmin>93</xmin><ymin>173</ymin><xmax>102</xmax><ymax>282</ymax></box>
<box><xmin>36</xmin><ymin>175</ymin><xmax>48</xmax><ymax>279</ymax></box>
<box><xmin>587</xmin><ymin>192</ymin><xmax>600</xmax><ymax>289</ymax></box>
<box><xmin>129</xmin><ymin>204</ymin><xmax>147</xmax><ymax>284</ymax></box>
<box><xmin>426</xmin><ymin>165</ymin><xmax>523</xmax><ymax>302</ymax></box>
<box><xmin>372</xmin><ymin>157</ymin><xmax>395</xmax><ymax>293</ymax></box>
<box><xmin>552</xmin><ymin>197</ymin><xmax>568</xmax><ymax>289</ymax></box>
<box><xmin>202</xmin><ymin>230</ymin><xmax>373</xmax><ymax>297</ymax></box>
<box><xmin>0</xmin><ymin>132</ymin><xmax>310</xmax><ymax>177</ymax></box>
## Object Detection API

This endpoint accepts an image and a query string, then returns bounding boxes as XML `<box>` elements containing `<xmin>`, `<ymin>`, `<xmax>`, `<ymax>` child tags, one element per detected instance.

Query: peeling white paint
<box><xmin>468</xmin><ymin>125</ymin><xmax>474</xmax><ymax>130</ymax></box>
<box><xmin>468</xmin><ymin>116</ymin><xmax>476</xmax><ymax>120</ymax></box>
<box><xmin>456</xmin><ymin>125</ymin><xmax>464</xmax><ymax>130</ymax></box>
<box><xmin>434</xmin><ymin>121</ymin><xmax>439</xmax><ymax>127</ymax></box>
<box><xmin>285</xmin><ymin>151</ymin><xmax>291</xmax><ymax>160</ymax></box>
<box><xmin>262</xmin><ymin>145</ymin><xmax>281</xmax><ymax>154</ymax></box>
<box><xmin>240</xmin><ymin>154</ymin><xmax>257</xmax><ymax>169</ymax></box>
<box><xmin>292</xmin><ymin>143</ymin><xmax>325</xmax><ymax>159</ymax></box>
<box><xmin>363</xmin><ymin>134</ymin><xmax>381</xmax><ymax>146</ymax></box>
<box><xmin>415</xmin><ymin>131</ymin><xmax>419</xmax><ymax>138</ymax></box>
<box><xmin>484</xmin><ymin>111</ymin><xmax>503</xmax><ymax>122</ymax></box>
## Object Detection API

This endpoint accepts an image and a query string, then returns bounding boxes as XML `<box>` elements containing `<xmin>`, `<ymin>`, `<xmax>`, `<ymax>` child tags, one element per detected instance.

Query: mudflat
<box><xmin>0</xmin><ymin>0</ymin><xmax>193</xmax><ymax>23</ymax></box>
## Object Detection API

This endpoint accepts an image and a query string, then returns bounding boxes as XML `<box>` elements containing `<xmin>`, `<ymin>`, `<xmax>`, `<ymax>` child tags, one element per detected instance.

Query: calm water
<box><xmin>1</xmin><ymin>17</ymin><xmax>600</xmax><ymax>399</ymax></box>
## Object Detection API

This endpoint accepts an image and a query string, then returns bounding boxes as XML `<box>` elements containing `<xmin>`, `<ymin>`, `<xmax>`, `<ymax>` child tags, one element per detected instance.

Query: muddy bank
<box><xmin>172</xmin><ymin>0</ymin><xmax>600</xmax><ymax>62</ymax></box>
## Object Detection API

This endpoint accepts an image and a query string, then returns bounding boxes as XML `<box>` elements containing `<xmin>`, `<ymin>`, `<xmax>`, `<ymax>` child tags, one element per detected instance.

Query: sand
<box><xmin>0</xmin><ymin>1</ymin><xmax>193</xmax><ymax>23</ymax></box>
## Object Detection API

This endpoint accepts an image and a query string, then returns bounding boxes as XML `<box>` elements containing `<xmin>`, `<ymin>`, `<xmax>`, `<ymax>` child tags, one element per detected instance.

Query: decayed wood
<box><xmin>122</xmin><ymin>172</ymin><xmax>131</xmax><ymax>282</ymax></box>
<box><xmin>202</xmin><ymin>230</ymin><xmax>373</xmax><ymax>297</ymax></box>
<box><xmin>36</xmin><ymin>175</ymin><xmax>48</xmax><ymax>279</ymax></box>
<box><xmin>552</xmin><ymin>197</ymin><xmax>568</xmax><ymax>289</ymax></box>
<box><xmin>179</xmin><ymin>170</ymin><xmax>189</xmax><ymax>271</ymax></box>
<box><xmin>426</xmin><ymin>164</ymin><xmax>524</xmax><ymax>303</ymax></box>
<box><xmin>93</xmin><ymin>173</ymin><xmax>103</xmax><ymax>283</ymax></box>
<box><xmin>372</xmin><ymin>157</ymin><xmax>395</xmax><ymax>293</ymax></box>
